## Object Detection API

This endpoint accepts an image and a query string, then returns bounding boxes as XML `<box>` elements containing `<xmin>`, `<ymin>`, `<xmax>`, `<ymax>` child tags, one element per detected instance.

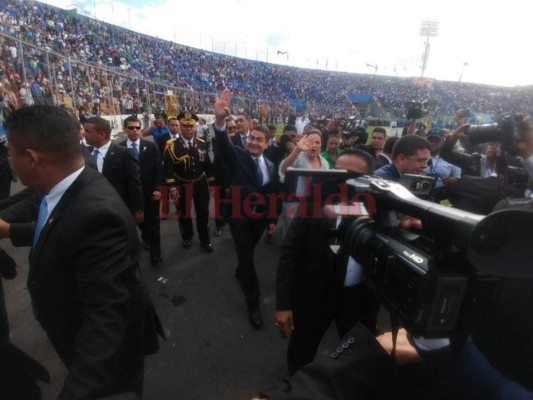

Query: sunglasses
<box><xmin>126</xmin><ymin>126</ymin><xmax>141</xmax><ymax>130</ymax></box>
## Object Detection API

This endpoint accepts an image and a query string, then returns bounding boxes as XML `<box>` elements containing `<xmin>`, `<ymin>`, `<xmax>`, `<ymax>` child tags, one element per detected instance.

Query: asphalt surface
<box><xmin>3</xmin><ymin>181</ymin><xmax>341</xmax><ymax>400</ymax></box>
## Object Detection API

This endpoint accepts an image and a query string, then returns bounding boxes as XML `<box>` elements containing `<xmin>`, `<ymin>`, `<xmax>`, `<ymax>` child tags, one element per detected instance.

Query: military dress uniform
<box><xmin>163</xmin><ymin>131</ymin><xmax>215</xmax><ymax>252</ymax></box>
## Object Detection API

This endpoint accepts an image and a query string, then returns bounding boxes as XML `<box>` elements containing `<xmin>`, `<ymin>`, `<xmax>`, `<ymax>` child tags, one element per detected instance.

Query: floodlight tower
<box><xmin>420</xmin><ymin>19</ymin><xmax>439</xmax><ymax>78</ymax></box>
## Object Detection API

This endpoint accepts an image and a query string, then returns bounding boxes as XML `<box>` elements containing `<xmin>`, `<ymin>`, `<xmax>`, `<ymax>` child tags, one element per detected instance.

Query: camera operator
<box><xmin>440</xmin><ymin>126</ymin><xmax>500</xmax><ymax>177</ymax></box>
<box><xmin>274</xmin><ymin>149</ymin><xmax>377</xmax><ymax>376</ymax></box>
<box><xmin>422</xmin><ymin>128</ymin><xmax>462</xmax><ymax>202</ymax></box>
<box><xmin>440</xmin><ymin>122</ymin><xmax>530</xmax><ymax>214</ymax></box>
<box><xmin>339</xmin><ymin>131</ymin><xmax>356</xmax><ymax>150</ymax></box>
<box><xmin>374</xmin><ymin>135</ymin><xmax>431</xmax><ymax>182</ymax></box>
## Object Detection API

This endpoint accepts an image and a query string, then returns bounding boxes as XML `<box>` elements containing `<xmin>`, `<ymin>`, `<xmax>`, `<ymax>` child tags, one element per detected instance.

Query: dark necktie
<box><xmin>242</xmin><ymin>135</ymin><xmax>247</xmax><ymax>148</ymax></box>
<box><xmin>131</xmin><ymin>142</ymin><xmax>139</xmax><ymax>159</ymax></box>
<box><xmin>92</xmin><ymin>148</ymin><xmax>99</xmax><ymax>161</ymax></box>
<box><xmin>33</xmin><ymin>197</ymin><xmax>48</xmax><ymax>248</ymax></box>
<box><xmin>255</xmin><ymin>158</ymin><xmax>264</xmax><ymax>186</ymax></box>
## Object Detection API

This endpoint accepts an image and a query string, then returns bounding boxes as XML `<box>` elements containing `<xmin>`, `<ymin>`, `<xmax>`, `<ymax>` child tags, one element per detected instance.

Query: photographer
<box><xmin>422</xmin><ymin>128</ymin><xmax>462</xmax><ymax>202</ymax></box>
<box><xmin>440</xmin><ymin>117</ymin><xmax>531</xmax><ymax>214</ymax></box>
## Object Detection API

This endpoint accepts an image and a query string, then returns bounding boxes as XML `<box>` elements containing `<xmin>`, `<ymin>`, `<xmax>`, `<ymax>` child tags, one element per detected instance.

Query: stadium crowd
<box><xmin>2</xmin><ymin>0</ymin><xmax>533</xmax><ymax>125</ymax></box>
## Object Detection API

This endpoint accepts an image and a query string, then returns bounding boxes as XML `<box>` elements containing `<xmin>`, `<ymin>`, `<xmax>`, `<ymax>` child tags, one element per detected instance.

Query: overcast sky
<box><xmin>41</xmin><ymin>0</ymin><xmax>531</xmax><ymax>87</ymax></box>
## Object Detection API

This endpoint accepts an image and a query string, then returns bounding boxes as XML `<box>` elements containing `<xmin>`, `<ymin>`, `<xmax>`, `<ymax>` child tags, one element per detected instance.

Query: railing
<box><xmin>0</xmin><ymin>31</ymin><xmax>293</xmax><ymax>124</ymax></box>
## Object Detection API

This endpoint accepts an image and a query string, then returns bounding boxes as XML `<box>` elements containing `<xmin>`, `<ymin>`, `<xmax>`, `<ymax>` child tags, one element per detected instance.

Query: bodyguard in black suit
<box><xmin>120</xmin><ymin>116</ymin><xmax>164</xmax><ymax>266</ymax></box>
<box><xmin>156</xmin><ymin>117</ymin><xmax>181</xmax><ymax>156</ymax></box>
<box><xmin>213</xmin><ymin>91</ymin><xmax>281</xmax><ymax>328</ymax></box>
<box><xmin>83</xmin><ymin>116</ymin><xmax>144</xmax><ymax>225</ymax></box>
<box><xmin>0</xmin><ymin>106</ymin><xmax>163</xmax><ymax>399</ymax></box>
<box><xmin>275</xmin><ymin>149</ymin><xmax>377</xmax><ymax>375</ymax></box>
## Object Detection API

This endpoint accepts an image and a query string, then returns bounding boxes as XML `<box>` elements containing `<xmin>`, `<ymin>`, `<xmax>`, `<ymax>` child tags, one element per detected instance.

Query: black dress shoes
<box><xmin>214</xmin><ymin>227</ymin><xmax>222</xmax><ymax>237</ymax></box>
<box><xmin>202</xmin><ymin>243</ymin><xmax>214</xmax><ymax>253</ymax></box>
<box><xmin>142</xmin><ymin>240</ymin><xmax>150</xmax><ymax>250</ymax></box>
<box><xmin>182</xmin><ymin>239</ymin><xmax>192</xmax><ymax>249</ymax></box>
<box><xmin>248</xmin><ymin>308</ymin><xmax>263</xmax><ymax>329</ymax></box>
<box><xmin>150</xmin><ymin>256</ymin><xmax>163</xmax><ymax>267</ymax></box>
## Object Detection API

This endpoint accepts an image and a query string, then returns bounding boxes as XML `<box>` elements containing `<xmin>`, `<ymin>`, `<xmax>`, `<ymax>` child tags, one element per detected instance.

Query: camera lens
<box><xmin>467</xmin><ymin>124</ymin><xmax>501</xmax><ymax>146</ymax></box>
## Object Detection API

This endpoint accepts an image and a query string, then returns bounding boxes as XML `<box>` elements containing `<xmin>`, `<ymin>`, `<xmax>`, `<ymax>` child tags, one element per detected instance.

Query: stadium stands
<box><xmin>1</xmin><ymin>0</ymin><xmax>533</xmax><ymax>126</ymax></box>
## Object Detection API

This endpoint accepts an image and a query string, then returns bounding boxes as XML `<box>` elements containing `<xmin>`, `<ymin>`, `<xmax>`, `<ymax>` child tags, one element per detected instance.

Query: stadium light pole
<box><xmin>459</xmin><ymin>61</ymin><xmax>469</xmax><ymax>82</ymax></box>
<box><xmin>420</xmin><ymin>19</ymin><xmax>439</xmax><ymax>78</ymax></box>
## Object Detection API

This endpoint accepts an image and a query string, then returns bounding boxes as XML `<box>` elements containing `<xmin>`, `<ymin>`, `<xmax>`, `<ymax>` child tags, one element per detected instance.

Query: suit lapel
<box><xmin>30</xmin><ymin>168</ymin><xmax>95</xmax><ymax>265</ymax></box>
<box><xmin>265</xmin><ymin>158</ymin><xmax>275</xmax><ymax>184</ymax></box>
<box><xmin>102</xmin><ymin>142</ymin><xmax>116</xmax><ymax>176</ymax></box>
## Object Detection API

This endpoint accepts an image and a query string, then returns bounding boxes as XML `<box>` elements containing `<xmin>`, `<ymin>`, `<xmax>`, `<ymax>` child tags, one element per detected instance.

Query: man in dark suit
<box><xmin>374</xmin><ymin>136</ymin><xmax>398</xmax><ymax>170</ymax></box>
<box><xmin>164</xmin><ymin>112</ymin><xmax>215</xmax><ymax>253</ymax></box>
<box><xmin>120</xmin><ymin>116</ymin><xmax>164</xmax><ymax>266</ymax></box>
<box><xmin>83</xmin><ymin>116</ymin><xmax>144</xmax><ymax>225</ymax></box>
<box><xmin>213</xmin><ymin>90</ymin><xmax>281</xmax><ymax>328</ymax></box>
<box><xmin>275</xmin><ymin>149</ymin><xmax>377</xmax><ymax>375</ymax></box>
<box><xmin>231</xmin><ymin>113</ymin><xmax>252</xmax><ymax>149</ymax></box>
<box><xmin>156</xmin><ymin>117</ymin><xmax>180</xmax><ymax>156</ymax></box>
<box><xmin>0</xmin><ymin>105</ymin><xmax>163</xmax><ymax>399</ymax></box>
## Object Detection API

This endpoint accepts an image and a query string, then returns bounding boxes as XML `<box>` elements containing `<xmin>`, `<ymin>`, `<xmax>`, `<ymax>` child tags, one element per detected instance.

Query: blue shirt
<box><xmin>148</xmin><ymin>125</ymin><xmax>170</xmax><ymax>140</ymax></box>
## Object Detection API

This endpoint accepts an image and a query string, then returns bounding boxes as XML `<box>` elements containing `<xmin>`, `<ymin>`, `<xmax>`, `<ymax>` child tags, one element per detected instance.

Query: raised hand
<box><xmin>214</xmin><ymin>89</ymin><xmax>233</xmax><ymax>119</ymax></box>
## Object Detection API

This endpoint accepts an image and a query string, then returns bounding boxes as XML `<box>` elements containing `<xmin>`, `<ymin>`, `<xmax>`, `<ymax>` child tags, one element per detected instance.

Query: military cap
<box><xmin>177</xmin><ymin>111</ymin><xmax>199</xmax><ymax>127</ymax></box>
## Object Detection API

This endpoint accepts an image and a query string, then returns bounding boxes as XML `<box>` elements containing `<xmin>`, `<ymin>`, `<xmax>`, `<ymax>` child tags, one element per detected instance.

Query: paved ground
<box><xmin>2</xmin><ymin>181</ymin><xmax>341</xmax><ymax>400</ymax></box>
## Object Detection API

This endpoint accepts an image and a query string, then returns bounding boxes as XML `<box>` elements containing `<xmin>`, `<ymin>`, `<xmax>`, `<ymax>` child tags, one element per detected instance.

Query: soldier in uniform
<box><xmin>164</xmin><ymin>112</ymin><xmax>215</xmax><ymax>253</ymax></box>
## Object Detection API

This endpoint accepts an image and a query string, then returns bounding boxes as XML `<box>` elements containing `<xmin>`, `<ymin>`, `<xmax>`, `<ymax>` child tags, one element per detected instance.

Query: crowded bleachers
<box><xmin>1</xmin><ymin>0</ymin><xmax>533</xmax><ymax>125</ymax></box>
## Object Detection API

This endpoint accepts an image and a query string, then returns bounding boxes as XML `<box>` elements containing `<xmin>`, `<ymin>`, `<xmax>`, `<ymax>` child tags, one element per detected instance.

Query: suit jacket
<box><xmin>81</xmin><ymin>144</ymin><xmax>97</xmax><ymax>170</ymax></box>
<box><xmin>263</xmin><ymin>323</ymin><xmax>395</xmax><ymax>400</ymax></box>
<box><xmin>276</xmin><ymin>212</ymin><xmax>353</xmax><ymax>318</ymax></box>
<box><xmin>213</xmin><ymin>125</ymin><xmax>281</xmax><ymax>224</ymax></box>
<box><xmin>9</xmin><ymin>167</ymin><xmax>162</xmax><ymax>399</ymax></box>
<box><xmin>374</xmin><ymin>163</ymin><xmax>402</xmax><ymax>181</ymax></box>
<box><xmin>232</xmin><ymin>133</ymin><xmax>247</xmax><ymax>149</ymax></box>
<box><xmin>375</xmin><ymin>154</ymin><xmax>391</xmax><ymax>170</ymax></box>
<box><xmin>156</xmin><ymin>132</ymin><xmax>175</xmax><ymax>155</ymax></box>
<box><xmin>118</xmin><ymin>138</ymin><xmax>164</xmax><ymax>199</ymax></box>
<box><xmin>100</xmin><ymin>141</ymin><xmax>144</xmax><ymax>213</ymax></box>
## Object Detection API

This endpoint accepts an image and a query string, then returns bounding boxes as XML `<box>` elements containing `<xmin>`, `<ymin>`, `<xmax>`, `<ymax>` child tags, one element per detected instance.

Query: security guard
<box><xmin>164</xmin><ymin>112</ymin><xmax>215</xmax><ymax>253</ymax></box>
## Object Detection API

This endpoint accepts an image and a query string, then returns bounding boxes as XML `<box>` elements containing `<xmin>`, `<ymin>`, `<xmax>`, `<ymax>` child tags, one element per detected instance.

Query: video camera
<box><xmin>465</xmin><ymin>112</ymin><xmax>530</xmax><ymax>191</ymax></box>
<box><xmin>284</xmin><ymin>169</ymin><xmax>532</xmax><ymax>338</ymax></box>
<box><xmin>406</xmin><ymin>100</ymin><xmax>429</xmax><ymax>120</ymax></box>
<box><xmin>340</xmin><ymin>176</ymin><xmax>533</xmax><ymax>337</ymax></box>
<box><xmin>467</xmin><ymin>112</ymin><xmax>526</xmax><ymax>156</ymax></box>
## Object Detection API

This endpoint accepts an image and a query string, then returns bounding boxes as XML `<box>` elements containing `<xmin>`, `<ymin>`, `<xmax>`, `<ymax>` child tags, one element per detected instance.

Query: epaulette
<box><xmin>196</xmin><ymin>137</ymin><xmax>206</xmax><ymax>143</ymax></box>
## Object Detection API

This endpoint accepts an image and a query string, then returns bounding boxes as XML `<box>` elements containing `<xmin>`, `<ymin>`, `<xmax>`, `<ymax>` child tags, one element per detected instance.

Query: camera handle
<box><xmin>495</xmin><ymin>149</ymin><xmax>509</xmax><ymax>196</ymax></box>
<box><xmin>389</xmin><ymin>313</ymin><xmax>401</xmax><ymax>367</ymax></box>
